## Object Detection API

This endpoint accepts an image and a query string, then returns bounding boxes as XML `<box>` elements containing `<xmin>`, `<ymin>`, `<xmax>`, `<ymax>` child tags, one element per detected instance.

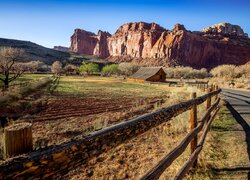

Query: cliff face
<box><xmin>108</xmin><ymin>22</ymin><xmax>166</xmax><ymax>59</ymax></box>
<box><xmin>70</xmin><ymin>29</ymin><xmax>111</xmax><ymax>58</ymax></box>
<box><xmin>70</xmin><ymin>22</ymin><xmax>250</xmax><ymax>68</ymax></box>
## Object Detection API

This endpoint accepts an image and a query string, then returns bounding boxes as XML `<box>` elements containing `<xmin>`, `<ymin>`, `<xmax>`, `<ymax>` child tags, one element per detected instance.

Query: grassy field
<box><xmin>1</xmin><ymin>74</ymin><xmax>212</xmax><ymax>179</ymax></box>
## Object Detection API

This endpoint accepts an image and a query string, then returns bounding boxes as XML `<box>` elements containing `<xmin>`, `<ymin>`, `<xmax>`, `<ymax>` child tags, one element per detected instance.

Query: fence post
<box><xmin>206</xmin><ymin>88</ymin><xmax>212</xmax><ymax>109</ymax></box>
<box><xmin>4</xmin><ymin>123</ymin><xmax>33</xmax><ymax>159</ymax></box>
<box><xmin>190</xmin><ymin>92</ymin><xmax>197</xmax><ymax>168</ymax></box>
<box><xmin>215</xmin><ymin>85</ymin><xmax>219</xmax><ymax>100</ymax></box>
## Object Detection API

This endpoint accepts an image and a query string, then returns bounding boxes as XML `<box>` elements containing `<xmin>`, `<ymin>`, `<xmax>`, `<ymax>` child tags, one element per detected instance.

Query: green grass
<box><xmin>211</xmin><ymin>106</ymin><xmax>237</xmax><ymax>131</ymax></box>
<box><xmin>55</xmin><ymin>76</ymin><xmax>172</xmax><ymax>98</ymax></box>
<box><xmin>0</xmin><ymin>74</ymin><xmax>50</xmax><ymax>86</ymax></box>
<box><xmin>0</xmin><ymin>76</ymin><xmax>53</xmax><ymax>106</ymax></box>
<box><xmin>189</xmin><ymin>103</ymin><xmax>249</xmax><ymax>179</ymax></box>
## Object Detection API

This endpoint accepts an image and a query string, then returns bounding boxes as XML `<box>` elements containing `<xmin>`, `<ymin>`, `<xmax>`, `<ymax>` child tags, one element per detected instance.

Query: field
<box><xmin>0</xmin><ymin>74</ymin><xmax>210</xmax><ymax>179</ymax></box>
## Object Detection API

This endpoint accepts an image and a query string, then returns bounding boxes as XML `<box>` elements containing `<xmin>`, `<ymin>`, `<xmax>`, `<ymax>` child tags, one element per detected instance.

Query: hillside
<box><xmin>0</xmin><ymin>38</ymin><xmax>70</xmax><ymax>65</ymax></box>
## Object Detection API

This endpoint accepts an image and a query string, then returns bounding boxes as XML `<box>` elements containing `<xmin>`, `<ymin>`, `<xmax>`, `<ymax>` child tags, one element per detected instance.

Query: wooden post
<box><xmin>202</xmin><ymin>84</ymin><xmax>206</xmax><ymax>92</ymax></box>
<box><xmin>206</xmin><ymin>88</ymin><xmax>212</xmax><ymax>110</ymax></box>
<box><xmin>215</xmin><ymin>85</ymin><xmax>219</xmax><ymax>100</ymax></box>
<box><xmin>4</xmin><ymin>123</ymin><xmax>33</xmax><ymax>159</ymax></box>
<box><xmin>190</xmin><ymin>92</ymin><xmax>197</xmax><ymax>168</ymax></box>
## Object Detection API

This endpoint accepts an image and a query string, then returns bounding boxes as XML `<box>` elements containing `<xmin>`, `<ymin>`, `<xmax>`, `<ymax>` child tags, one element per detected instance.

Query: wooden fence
<box><xmin>142</xmin><ymin>91</ymin><xmax>220</xmax><ymax>179</ymax></box>
<box><xmin>0</xmin><ymin>87</ymin><xmax>221</xmax><ymax>179</ymax></box>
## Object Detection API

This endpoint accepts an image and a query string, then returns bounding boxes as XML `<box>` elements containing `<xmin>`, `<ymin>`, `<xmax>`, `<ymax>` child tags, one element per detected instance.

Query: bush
<box><xmin>210</xmin><ymin>65</ymin><xmax>237</xmax><ymax>79</ymax></box>
<box><xmin>164</xmin><ymin>66</ymin><xmax>209</xmax><ymax>79</ymax></box>
<box><xmin>118</xmin><ymin>63</ymin><xmax>139</xmax><ymax>76</ymax></box>
<box><xmin>102</xmin><ymin>64</ymin><xmax>120</xmax><ymax>76</ymax></box>
<box><xmin>51</xmin><ymin>61</ymin><xmax>63</xmax><ymax>75</ymax></box>
<box><xmin>79</xmin><ymin>62</ymin><xmax>100</xmax><ymax>75</ymax></box>
<box><xmin>64</xmin><ymin>64</ymin><xmax>79</xmax><ymax>75</ymax></box>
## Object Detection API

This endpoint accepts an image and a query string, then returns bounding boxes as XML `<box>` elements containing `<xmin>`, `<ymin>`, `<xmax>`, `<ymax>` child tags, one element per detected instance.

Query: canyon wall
<box><xmin>70</xmin><ymin>22</ymin><xmax>250</xmax><ymax>68</ymax></box>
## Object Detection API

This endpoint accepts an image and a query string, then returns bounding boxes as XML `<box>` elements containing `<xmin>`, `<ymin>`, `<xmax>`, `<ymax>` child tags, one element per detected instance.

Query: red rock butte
<box><xmin>70</xmin><ymin>22</ymin><xmax>250</xmax><ymax>68</ymax></box>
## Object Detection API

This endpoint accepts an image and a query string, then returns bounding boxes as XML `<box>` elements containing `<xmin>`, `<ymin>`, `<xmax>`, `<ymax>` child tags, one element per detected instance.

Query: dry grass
<box><xmin>184</xmin><ymin>105</ymin><xmax>249</xmax><ymax>179</ymax></box>
<box><xmin>61</xmin><ymin>84</ymin><xmax>207</xmax><ymax>179</ymax></box>
<box><xmin>1</xmin><ymin>75</ymin><xmax>211</xmax><ymax>179</ymax></box>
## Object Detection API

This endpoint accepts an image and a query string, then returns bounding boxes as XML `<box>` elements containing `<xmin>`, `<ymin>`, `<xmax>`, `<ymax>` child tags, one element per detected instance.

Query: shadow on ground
<box><xmin>223</xmin><ymin>102</ymin><xmax>250</xmax><ymax>179</ymax></box>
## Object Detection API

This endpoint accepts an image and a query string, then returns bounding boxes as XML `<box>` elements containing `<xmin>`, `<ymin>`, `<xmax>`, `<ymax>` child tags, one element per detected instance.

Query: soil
<box><xmin>18</xmin><ymin>95</ymin><xmax>166</xmax><ymax>148</ymax></box>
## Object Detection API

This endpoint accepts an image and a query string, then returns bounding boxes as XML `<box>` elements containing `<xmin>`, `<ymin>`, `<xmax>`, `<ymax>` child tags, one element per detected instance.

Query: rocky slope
<box><xmin>70</xmin><ymin>22</ymin><xmax>250</xmax><ymax>68</ymax></box>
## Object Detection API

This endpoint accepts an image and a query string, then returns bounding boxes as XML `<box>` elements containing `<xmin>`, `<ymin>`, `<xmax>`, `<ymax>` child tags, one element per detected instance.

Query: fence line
<box><xmin>0</xmin><ymin>88</ymin><xmax>221</xmax><ymax>179</ymax></box>
<box><xmin>174</xmin><ymin>107</ymin><xmax>220</xmax><ymax>180</ymax></box>
<box><xmin>142</xmin><ymin>98</ymin><xmax>220</xmax><ymax>180</ymax></box>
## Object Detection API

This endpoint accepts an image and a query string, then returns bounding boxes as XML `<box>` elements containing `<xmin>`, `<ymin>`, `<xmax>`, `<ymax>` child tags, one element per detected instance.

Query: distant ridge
<box><xmin>0</xmin><ymin>38</ymin><xmax>70</xmax><ymax>64</ymax></box>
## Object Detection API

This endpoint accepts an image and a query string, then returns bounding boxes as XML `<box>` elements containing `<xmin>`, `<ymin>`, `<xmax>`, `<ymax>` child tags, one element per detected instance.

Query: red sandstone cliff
<box><xmin>70</xmin><ymin>29</ymin><xmax>111</xmax><ymax>58</ymax></box>
<box><xmin>70</xmin><ymin>22</ymin><xmax>250</xmax><ymax>68</ymax></box>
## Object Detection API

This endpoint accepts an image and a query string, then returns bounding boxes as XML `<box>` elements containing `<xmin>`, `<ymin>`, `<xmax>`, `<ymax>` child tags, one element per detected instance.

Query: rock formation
<box><xmin>70</xmin><ymin>22</ymin><xmax>250</xmax><ymax>68</ymax></box>
<box><xmin>201</xmin><ymin>22</ymin><xmax>248</xmax><ymax>37</ymax></box>
<box><xmin>53</xmin><ymin>46</ymin><xmax>69</xmax><ymax>52</ymax></box>
<box><xmin>70</xmin><ymin>29</ymin><xmax>111</xmax><ymax>58</ymax></box>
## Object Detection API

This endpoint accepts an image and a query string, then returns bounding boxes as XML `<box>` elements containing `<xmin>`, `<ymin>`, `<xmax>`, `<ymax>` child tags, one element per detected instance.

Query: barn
<box><xmin>127</xmin><ymin>67</ymin><xmax>166</xmax><ymax>83</ymax></box>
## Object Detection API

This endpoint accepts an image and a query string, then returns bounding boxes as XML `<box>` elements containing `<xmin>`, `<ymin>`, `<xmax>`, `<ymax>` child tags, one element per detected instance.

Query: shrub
<box><xmin>118</xmin><ymin>63</ymin><xmax>139</xmax><ymax>76</ymax></box>
<box><xmin>79</xmin><ymin>62</ymin><xmax>100</xmax><ymax>75</ymax></box>
<box><xmin>64</xmin><ymin>64</ymin><xmax>79</xmax><ymax>75</ymax></box>
<box><xmin>51</xmin><ymin>61</ymin><xmax>63</xmax><ymax>75</ymax></box>
<box><xmin>102</xmin><ymin>64</ymin><xmax>120</xmax><ymax>76</ymax></box>
<box><xmin>164</xmin><ymin>66</ymin><xmax>209</xmax><ymax>79</ymax></box>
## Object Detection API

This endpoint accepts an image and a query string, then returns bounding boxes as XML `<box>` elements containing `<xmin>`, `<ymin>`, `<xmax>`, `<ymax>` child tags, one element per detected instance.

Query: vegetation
<box><xmin>118</xmin><ymin>62</ymin><xmax>139</xmax><ymax>76</ymax></box>
<box><xmin>210</xmin><ymin>63</ymin><xmax>250</xmax><ymax>79</ymax></box>
<box><xmin>64</xmin><ymin>64</ymin><xmax>79</xmax><ymax>75</ymax></box>
<box><xmin>51</xmin><ymin>61</ymin><xmax>63</xmax><ymax>75</ymax></box>
<box><xmin>164</xmin><ymin>66</ymin><xmax>209</xmax><ymax>79</ymax></box>
<box><xmin>0</xmin><ymin>37</ymin><xmax>70</xmax><ymax>65</ymax></box>
<box><xmin>190</xmin><ymin>105</ymin><xmax>249</xmax><ymax>179</ymax></box>
<box><xmin>101</xmin><ymin>64</ymin><xmax>120</xmax><ymax>76</ymax></box>
<box><xmin>0</xmin><ymin>76</ymin><xmax>52</xmax><ymax>106</ymax></box>
<box><xmin>210</xmin><ymin>63</ymin><xmax>250</xmax><ymax>89</ymax></box>
<box><xmin>0</xmin><ymin>47</ymin><xmax>25</xmax><ymax>89</ymax></box>
<box><xmin>79</xmin><ymin>62</ymin><xmax>100</xmax><ymax>75</ymax></box>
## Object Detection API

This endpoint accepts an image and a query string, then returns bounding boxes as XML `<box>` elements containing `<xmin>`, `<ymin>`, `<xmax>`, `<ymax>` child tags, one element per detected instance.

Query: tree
<box><xmin>210</xmin><ymin>65</ymin><xmax>237</xmax><ymax>79</ymax></box>
<box><xmin>102</xmin><ymin>64</ymin><xmax>120</xmax><ymax>76</ymax></box>
<box><xmin>51</xmin><ymin>61</ymin><xmax>63</xmax><ymax>75</ymax></box>
<box><xmin>79</xmin><ymin>62</ymin><xmax>99</xmax><ymax>75</ymax></box>
<box><xmin>118</xmin><ymin>62</ymin><xmax>139</xmax><ymax>76</ymax></box>
<box><xmin>64</xmin><ymin>64</ymin><xmax>79</xmax><ymax>75</ymax></box>
<box><xmin>0</xmin><ymin>47</ymin><xmax>25</xmax><ymax>89</ymax></box>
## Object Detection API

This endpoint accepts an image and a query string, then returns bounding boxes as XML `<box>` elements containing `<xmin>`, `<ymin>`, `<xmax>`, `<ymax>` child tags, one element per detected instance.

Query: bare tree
<box><xmin>0</xmin><ymin>47</ymin><xmax>25</xmax><ymax>89</ymax></box>
<box><xmin>51</xmin><ymin>61</ymin><xmax>63</xmax><ymax>75</ymax></box>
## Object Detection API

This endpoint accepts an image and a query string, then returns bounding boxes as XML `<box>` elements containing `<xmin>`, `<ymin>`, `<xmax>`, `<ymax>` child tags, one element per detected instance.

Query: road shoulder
<box><xmin>210</xmin><ymin>105</ymin><xmax>249</xmax><ymax>179</ymax></box>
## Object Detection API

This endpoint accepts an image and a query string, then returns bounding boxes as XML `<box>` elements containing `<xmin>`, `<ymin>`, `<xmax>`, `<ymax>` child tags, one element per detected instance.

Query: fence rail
<box><xmin>142</xmin><ymin>98</ymin><xmax>220</xmax><ymax>179</ymax></box>
<box><xmin>174</xmin><ymin>107</ymin><xmax>220</xmax><ymax>180</ymax></box>
<box><xmin>0</xmin><ymin>87</ymin><xmax>221</xmax><ymax>179</ymax></box>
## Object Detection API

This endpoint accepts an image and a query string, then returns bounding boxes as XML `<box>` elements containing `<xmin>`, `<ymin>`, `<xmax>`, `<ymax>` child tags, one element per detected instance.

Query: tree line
<box><xmin>1</xmin><ymin>47</ymin><xmax>249</xmax><ymax>90</ymax></box>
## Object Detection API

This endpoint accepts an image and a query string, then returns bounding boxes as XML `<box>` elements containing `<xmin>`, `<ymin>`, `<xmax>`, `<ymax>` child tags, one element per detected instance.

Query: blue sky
<box><xmin>0</xmin><ymin>0</ymin><xmax>249</xmax><ymax>48</ymax></box>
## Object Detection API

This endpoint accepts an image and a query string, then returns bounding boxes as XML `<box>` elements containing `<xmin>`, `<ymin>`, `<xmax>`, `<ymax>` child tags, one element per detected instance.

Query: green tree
<box><xmin>79</xmin><ymin>62</ymin><xmax>100</xmax><ymax>75</ymax></box>
<box><xmin>102</xmin><ymin>64</ymin><xmax>120</xmax><ymax>76</ymax></box>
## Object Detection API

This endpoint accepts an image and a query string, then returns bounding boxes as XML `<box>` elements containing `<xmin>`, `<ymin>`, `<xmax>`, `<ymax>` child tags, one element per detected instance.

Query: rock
<box><xmin>53</xmin><ymin>46</ymin><xmax>69</xmax><ymax>52</ymax></box>
<box><xmin>70</xmin><ymin>29</ymin><xmax>111</xmax><ymax>58</ymax></box>
<box><xmin>70</xmin><ymin>22</ymin><xmax>250</xmax><ymax>68</ymax></box>
<box><xmin>201</xmin><ymin>22</ymin><xmax>248</xmax><ymax>37</ymax></box>
<box><xmin>108</xmin><ymin>22</ymin><xmax>166</xmax><ymax>59</ymax></box>
<box><xmin>173</xmin><ymin>24</ymin><xmax>186</xmax><ymax>31</ymax></box>
<box><xmin>93</xmin><ymin>30</ymin><xmax>111</xmax><ymax>58</ymax></box>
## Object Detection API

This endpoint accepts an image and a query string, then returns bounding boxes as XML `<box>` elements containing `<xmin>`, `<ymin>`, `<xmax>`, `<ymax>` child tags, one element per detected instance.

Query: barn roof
<box><xmin>129</xmin><ymin>67</ymin><xmax>164</xmax><ymax>80</ymax></box>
